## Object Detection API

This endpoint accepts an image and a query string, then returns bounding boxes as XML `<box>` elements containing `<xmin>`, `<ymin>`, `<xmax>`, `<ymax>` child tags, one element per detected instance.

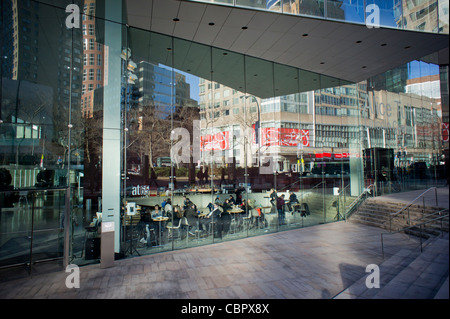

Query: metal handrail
<box><xmin>388</xmin><ymin>187</ymin><xmax>439</xmax><ymax>232</ymax></box>
<box><xmin>279</xmin><ymin>179</ymin><xmax>325</xmax><ymax>194</ymax></box>
<box><xmin>381</xmin><ymin>208</ymin><xmax>449</xmax><ymax>259</ymax></box>
<box><xmin>295</xmin><ymin>180</ymin><xmax>325</xmax><ymax>199</ymax></box>
<box><xmin>391</xmin><ymin>187</ymin><xmax>438</xmax><ymax>218</ymax></box>
<box><xmin>338</xmin><ymin>184</ymin><xmax>350</xmax><ymax>197</ymax></box>
<box><xmin>344</xmin><ymin>184</ymin><xmax>375</xmax><ymax>219</ymax></box>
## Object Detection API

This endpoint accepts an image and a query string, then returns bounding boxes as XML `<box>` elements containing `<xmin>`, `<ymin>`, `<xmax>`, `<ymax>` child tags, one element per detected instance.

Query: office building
<box><xmin>0</xmin><ymin>0</ymin><xmax>448</xmax><ymax>274</ymax></box>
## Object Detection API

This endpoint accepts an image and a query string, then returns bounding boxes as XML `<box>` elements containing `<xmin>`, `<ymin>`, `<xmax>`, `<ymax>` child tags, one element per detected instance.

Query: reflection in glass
<box><xmin>0</xmin><ymin>1</ymin><xmax>447</xmax><ymax>272</ymax></box>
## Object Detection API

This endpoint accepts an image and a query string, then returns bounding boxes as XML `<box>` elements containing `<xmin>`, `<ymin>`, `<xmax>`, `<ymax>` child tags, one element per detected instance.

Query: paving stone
<box><xmin>0</xmin><ymin>221</ymin><xmax>448</xmax><ymax>299</ymax></box>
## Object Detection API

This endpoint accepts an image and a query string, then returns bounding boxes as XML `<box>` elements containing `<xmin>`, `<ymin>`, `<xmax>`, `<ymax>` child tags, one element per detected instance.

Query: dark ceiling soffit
<box><xmin>127</xmin><ymin>27</ymin><xmax>349</xmax><ymax>99</ymax></box>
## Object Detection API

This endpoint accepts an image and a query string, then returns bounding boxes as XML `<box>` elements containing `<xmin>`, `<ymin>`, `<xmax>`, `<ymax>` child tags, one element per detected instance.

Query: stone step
<box><xmin>358</xmin><ymin>204</ymin><xmax>442</xmax><ymax>215</ymax></box>
<box><xmin>364</xmin><ymin>198</ymin><xmax>444</xmax><ymax>211</ymax></box>
<box><xmin>333</xmin><ymin>234</ymin><xmax>449</xmax><ymax>299</ymax></box>
<box><xmin>333</xmin><ymin>247</ymin><xmax>421</xmax><ymax>299</ymax></box>
<box><xmin>371</xmin><ymin>235</ymin><xmax>449</xmax><ymax>299</ymax></box>
<box><xmin>354</xmin><ymin>209</ymin><xmax>449</xmax><ymax>233</ymax></box>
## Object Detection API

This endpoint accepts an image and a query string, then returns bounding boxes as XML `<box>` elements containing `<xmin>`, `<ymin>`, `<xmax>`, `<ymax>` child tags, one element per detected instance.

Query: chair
<box><xmin>243</xmin><ymin>209</ymin><xmax>252</xmax><ymax>229</ymax></box>
<box><xmin>207</xmin><ymin>221</ymin><xmax>217</xmax><ymax>238</ymax></box>
<box><xmin>138</xmin><ymin>224</ymin><xmax>157</xmax><ymax>247</ymax></box>
<box><xmin>180</xmin><ymin>217</ymin><xmax>195</xmax><ymax>244</ymax></box>
<box><xmin>82</xmin><ymin>217</ymin><xmax>99</xmax><ymax>258</ymax></box>
<box><xmin>229</xmin><ymin>217</ymin><xmax>238</xmax><ymax>236</ymax></box>
<box><xmin>166</xmin><ymin>218</ymin><xmax>183</xmax><ymax>240</ymax></box>
<box><xmin>299</xmin><ymin>203</ymin><xmax>310</xmax><ymax>217</ymax></box>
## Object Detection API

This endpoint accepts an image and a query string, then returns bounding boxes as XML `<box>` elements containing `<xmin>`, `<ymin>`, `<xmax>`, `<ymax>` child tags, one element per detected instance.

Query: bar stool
<box><xmin>208</xmin><ymin>221</ymin><xmax>216</xmax><ymax>237</ymax></box>
<box><xmin>144</xmin><ymin>224</ymin><xmax>158</xmax><ymax>247</ymax></box>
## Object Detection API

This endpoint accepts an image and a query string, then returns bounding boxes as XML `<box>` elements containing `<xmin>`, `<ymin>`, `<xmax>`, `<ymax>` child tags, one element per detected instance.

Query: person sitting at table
<box><xmin>164</xmin><ymin>199</ymin><xmax>173</xmax><ymax>217</ymax></box>
<box><xmin>241</xmin><ymin>198</ymin><xmax>254</xmax><ymax>216</ymax></box>
<box><xmin>199</xmin><ymin>203</ymin><xmax>222</xmax><ymax>237</ymax></box>
<box><xmin>220</xmin><ymin>199</ymin><xmax>232</xmax><ymax>235</ymax></box>
<box><xmin>287</xmin><ymin>191</ymin><xmax>298</xmax><ymax>212</ymax></box>
<box><xmin>183</xmin><ymin>196</ymin><xmax>192</xmax><ymax>210</ymax></box>
<box><xmin>269</xmin><ymin>188</ymin><xmax>278</xmax><ymax>214</ymax></box>
<box><xmin>161</xmin><ymin>198</ymin><xmax>168</xmax><ymax>210</ymax></box>
<box><xmin>277</xmin><ymin>194</ymin><xmax>286</xmax><ymax>225</ymax></box>
<box><xmin>228</xmin><ymin>195</ymin><xmax>236</xmax><ymax>205</ymax></box>
<box><xmin>184</xmin><ymin>203</ymin><xmax>199</xmax><ymax>235</ymax></box>
<box><xmin>172</xmin><ymin>205</ymin><xmax>183</xmax><ymax>224</ymax></box>
<box><xmin>151</xmin><ymin>205</ymin><xmax>162</xmax><ymax>218</ymax></box>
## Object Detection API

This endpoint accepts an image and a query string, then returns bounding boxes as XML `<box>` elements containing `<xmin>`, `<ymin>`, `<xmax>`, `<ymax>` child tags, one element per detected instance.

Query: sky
<box><xmin>408</xmin><ymin>60</ymin><xmax>440</xmax><ymax>80</ymax></box>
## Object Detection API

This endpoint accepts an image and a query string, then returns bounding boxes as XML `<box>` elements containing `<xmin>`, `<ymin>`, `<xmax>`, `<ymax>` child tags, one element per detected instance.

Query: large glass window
<box><xmin>0</xmin><ymin>0</ymin><xmax>446</xmax><ymax>273</ymax></box>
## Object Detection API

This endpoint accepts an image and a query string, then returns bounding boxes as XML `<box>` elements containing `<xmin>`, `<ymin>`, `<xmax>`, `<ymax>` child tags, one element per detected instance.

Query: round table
<box><xmin>152</xmin><ymin>216</ymin><xmax>169</xmax><ymax>246</ymax></box>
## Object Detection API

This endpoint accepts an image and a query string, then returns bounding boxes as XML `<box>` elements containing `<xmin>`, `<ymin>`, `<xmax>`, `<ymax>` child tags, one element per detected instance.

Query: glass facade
<box><xmin>0</xmin><ymin>0</ymin><xmax>448</xmax><ymax>271</ymax></box>
<box><xmin>190</xmin><ymin>0</ymin><xmax>449</xmax><ymax>33</ymax></box>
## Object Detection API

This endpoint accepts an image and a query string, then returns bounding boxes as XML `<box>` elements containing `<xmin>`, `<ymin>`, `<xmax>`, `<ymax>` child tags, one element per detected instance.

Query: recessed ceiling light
<box><xmin>208</xmin><ymin>22</ymin><xmax>215</xmax><ymax>26</ymax></box>
<box><xmin>173</xmin><ymin>18</ymin><xmax>180</xmax><ymax>22</ymax></box>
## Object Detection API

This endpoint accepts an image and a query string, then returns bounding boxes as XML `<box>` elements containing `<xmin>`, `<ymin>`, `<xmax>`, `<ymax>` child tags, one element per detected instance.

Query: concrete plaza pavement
<box><xmin>0</xmin><ymin>220</ymin><xmax>447</xmax><ymax>299</ymax></box>
<box><xmin>0</xmin><ymin>187</ymin><xmax>448</xmax><ymax>300</ymax></box>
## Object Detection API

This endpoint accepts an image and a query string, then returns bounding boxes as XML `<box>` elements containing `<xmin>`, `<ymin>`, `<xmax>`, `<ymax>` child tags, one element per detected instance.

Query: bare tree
<box><xmin>126</xmin><ymin>103</ymin><xmax>199</xmax><ymax>168</ymax></box>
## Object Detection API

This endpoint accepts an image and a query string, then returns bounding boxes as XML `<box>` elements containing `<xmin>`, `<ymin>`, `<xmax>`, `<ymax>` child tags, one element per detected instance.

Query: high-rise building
<box><xmin>81</xmin><ymin>0</ymin><xmax>104</xmax><ymax>118</ymax></box>
<box><xmin>0</xmin><ymin>0</ymin><xmax>448</xmax><ymax>275</ymax></box>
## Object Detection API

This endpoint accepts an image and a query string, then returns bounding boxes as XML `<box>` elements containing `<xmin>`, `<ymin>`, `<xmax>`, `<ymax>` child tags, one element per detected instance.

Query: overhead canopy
<box><xmin>100</xmin><ymin>0</ymin><xmax>450</xmax><ymax>97</ymax></box>
<box><xmin>127</xmin><ymin>27</ymin><xmax>346</xmax><ymax>98</ymax></box>
<box><xmin>126</xmin><ymin>0</ymin><xmax>448</xmax><ymax>72</ymax></box>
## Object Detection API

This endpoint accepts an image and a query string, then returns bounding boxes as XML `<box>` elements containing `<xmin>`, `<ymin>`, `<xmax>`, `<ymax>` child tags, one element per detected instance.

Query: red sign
<box><xmin>315</xmin><ymin>152</ymin><xmax>332</xmax><ymax>159</ymax></box>
<box><xmin>443</xmin><ymin>123</ymin><xmax>449</xmax><ymax>143</ymax></box>
<box><xmin>201</xmin><ymin>131</ymin><xmax>230</xmax><ymax>151</ymax></box>
<box><xmin>260</xmin><ymin>128</ymin><xmax>310</xmax><ymax>147</ymax></box>
<box><xmin>334</xmin><ymin>153</ymin><xmax>349</xmax><ymax>159</ymax></box>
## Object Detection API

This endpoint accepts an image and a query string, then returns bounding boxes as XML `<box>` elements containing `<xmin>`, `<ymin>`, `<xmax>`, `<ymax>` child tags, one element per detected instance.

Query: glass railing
<box><xmin>0</xmin><ymin>188</ymin><xmax>69</xmax><ymax>272</ymax></box>
<box><xmin>186</xmin><ymin>0</ymin><xmax>449</xmax><ymax>34</ymax></box>
<box><xmin>1</xmin><ymin>0</ymin><xmax>446</xmax><ymax>275</ymax></box>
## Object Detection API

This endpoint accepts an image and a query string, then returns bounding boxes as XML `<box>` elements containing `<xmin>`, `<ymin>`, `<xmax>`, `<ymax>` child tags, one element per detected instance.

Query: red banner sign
<box><xmin>443</xmin><ymin>123</ymin><xmax>449</xmax><ymax>143</ymax></box>
<box><xmin>200</xmin><ymin>131</ymin><xmax>230</xmax><ymax>151</ymax></box>
<box><xmin>260</xmin><ymin>128</ymin><xmax>310</xmax><ymax>147</ymax></box>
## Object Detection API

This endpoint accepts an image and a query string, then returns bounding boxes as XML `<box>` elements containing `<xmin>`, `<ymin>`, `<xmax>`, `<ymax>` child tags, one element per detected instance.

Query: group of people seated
<box><xmin>176</xmin><ymin>195</ymin><xmax>262</xmax><ymax>239</ymax></box>
<box><xmin>269</xmin><ymin>189</ymin><xmax>306</xmax><ymax>225</ymax></box>
<box><xmin>129</xmin><ymin>189</ymin><xmax>309</xmax><ymax>247</ymax></box>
